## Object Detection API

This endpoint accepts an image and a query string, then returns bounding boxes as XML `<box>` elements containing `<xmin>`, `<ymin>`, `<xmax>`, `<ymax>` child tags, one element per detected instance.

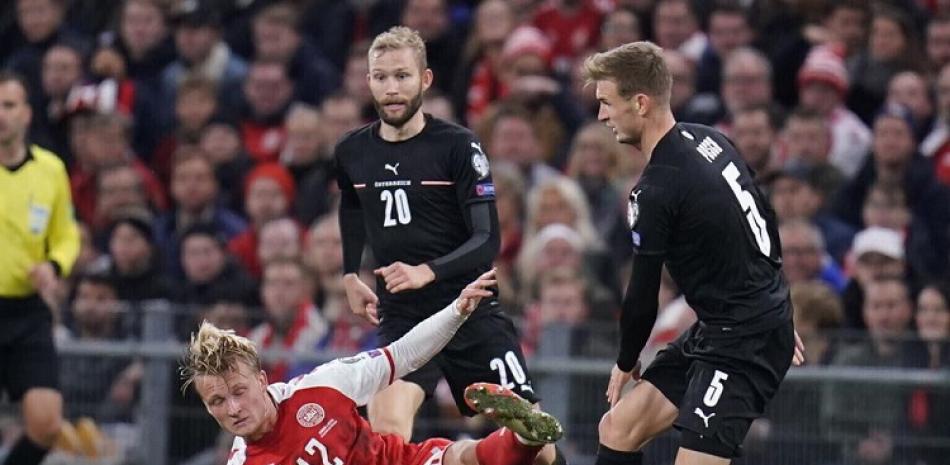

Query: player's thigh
<box><xmin>439</xmin><ymin>315</ymin><xmax>539</xmax><ymax>415</ymax></box>
<box><xmin>674</xmin><ymin>447</ymin><xmax>732</xmax><ymax>465</ymax></box>
<box><xmin>5</xmin><ymin>303</ymin><xmax>59</xmax><ymax>402</ymax></box>
<box><xmin>369</xmin><ymin>379</ymin><xmax>427</xmax><ymax>435</ymax></box>
<box><xmin>674</xmin><ymin>322</ymin><xmax>794</xmax><ymax>459</ymax></box>
<box><xmin>599</xmin><ymin>380</ymin><xmax>679</xmax><ymax>451</ymax></box>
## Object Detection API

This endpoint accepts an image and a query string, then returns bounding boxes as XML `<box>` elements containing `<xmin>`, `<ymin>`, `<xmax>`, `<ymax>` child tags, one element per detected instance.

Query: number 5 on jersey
<box><xmin>380</xmin><ymin>188</ymin><xmax>412</xmax><ymax>227</ymax></box>
<box><xmin>721</xmin><ymin>162</ymin><xmax>771</xmax><ymax>256</ymax></box>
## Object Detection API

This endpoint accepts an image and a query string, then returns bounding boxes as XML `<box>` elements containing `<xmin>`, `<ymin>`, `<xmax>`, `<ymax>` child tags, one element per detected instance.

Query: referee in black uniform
<box><xmin>582</xmin><ymin>43</ymin><xmax>805</xmax><ymax>465</ymax></box>
<box><xmin>0</xmin><ymin>71</ymin><xmax>79</xmax><ymax>465</ymax></box>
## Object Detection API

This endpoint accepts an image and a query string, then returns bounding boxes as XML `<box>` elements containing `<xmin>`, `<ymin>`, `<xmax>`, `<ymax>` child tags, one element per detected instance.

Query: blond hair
<box><xmin>582</xmin><ymin>41</ymin><xmax>672</xmax><ymax>101</ymax></box>
<box><xmin>180</xmin><ymin>321</ymin><xmax>262</xmax><ymax>394</ymax></box>
<box><xmin>369</xmin><ymin>26</ymin><xmax>428</xmax><ymax>70</ymax></box>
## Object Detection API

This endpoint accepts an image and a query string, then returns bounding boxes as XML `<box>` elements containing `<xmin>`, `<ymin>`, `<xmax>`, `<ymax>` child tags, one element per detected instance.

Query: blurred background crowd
<box><xmin>2</xmin><ymin>0</ymin><xmax>950</xmax><ymax>464</ymax></box>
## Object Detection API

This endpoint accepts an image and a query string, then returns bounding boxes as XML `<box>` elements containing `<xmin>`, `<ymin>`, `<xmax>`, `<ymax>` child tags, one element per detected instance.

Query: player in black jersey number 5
<box><xmin>335</xmin><ymin>27</ymin><xmax>557</xmax><ymax>465</ymax></box>
<box><xmin>583</xmin><ymin>42</ymin><xmax>806</xmax><ymax>465</ymax></box>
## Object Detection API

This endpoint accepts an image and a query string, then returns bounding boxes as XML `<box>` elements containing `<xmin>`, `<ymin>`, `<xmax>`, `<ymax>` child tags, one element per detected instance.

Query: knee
<box><xmin>24</xmin><ymin>408</ymin><xmax>63</xmax><ymax>447</ymax></box>
<box><xmin>369</xmin><ymin>414</ymin><xmax>412</xmax><ymax>441</ymax></box>
<box><xmin>22</xmin><ymin>390</ymin><xmax>63</xmax><ymax>447</ymax></box>
<box><xmin>598</xmin><ymin>409</ymin><xmax>644</xmax><ymax>451</ymax></box>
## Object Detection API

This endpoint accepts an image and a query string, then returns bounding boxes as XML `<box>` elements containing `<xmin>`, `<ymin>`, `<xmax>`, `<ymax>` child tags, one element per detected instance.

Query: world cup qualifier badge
<box><xmin>470</xmin><ymin>142</ymin><xmax>490</xmax><ymax>180</ymax></box>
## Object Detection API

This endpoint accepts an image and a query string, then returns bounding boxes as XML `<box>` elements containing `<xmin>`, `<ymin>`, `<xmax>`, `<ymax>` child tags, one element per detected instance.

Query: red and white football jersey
<box><xmin>227</xmin><ymin>348</ymin><xmax>451</xmax><ymax>465</ymax></box>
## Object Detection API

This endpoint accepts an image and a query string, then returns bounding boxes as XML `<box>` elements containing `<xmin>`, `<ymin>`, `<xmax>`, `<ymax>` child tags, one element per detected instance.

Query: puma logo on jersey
<box><xmin>694</xmin><ymin>408</ymin><xmax>715</xmax><ymax>428</ymax></box>
<box><xmin>384</xmin><ymin>163</ymin><xmax>400</xmax><ymax>175</ymax></box>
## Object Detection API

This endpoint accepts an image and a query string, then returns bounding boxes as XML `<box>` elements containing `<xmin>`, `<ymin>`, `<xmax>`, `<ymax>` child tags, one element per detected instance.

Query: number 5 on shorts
<box><xmin>703</xmin><ymin>370</ymin><xmax>729</xmax><ymax>407</ymax></box>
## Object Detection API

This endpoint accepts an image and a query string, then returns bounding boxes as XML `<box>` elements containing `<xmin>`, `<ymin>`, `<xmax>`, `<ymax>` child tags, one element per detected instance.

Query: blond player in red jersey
<box><xmin>180</xmin><ymin>270</ymin><xmax>562</xmax><ymax>465</ymax></box>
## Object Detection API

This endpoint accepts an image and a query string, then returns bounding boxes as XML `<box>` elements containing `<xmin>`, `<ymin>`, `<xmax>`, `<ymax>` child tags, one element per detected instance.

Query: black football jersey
<box><xmin>335</xmin><ymin>115</ymin><xmax>498</xmax><ymax>321</ymax></box>
<box><xmin>629</xmin><ymin>123</ymin><xmax>790</xmax><ymax>333</ymax></box>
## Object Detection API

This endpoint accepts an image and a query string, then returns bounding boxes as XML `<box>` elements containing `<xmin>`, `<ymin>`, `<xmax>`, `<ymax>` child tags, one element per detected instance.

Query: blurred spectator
<box><xmin>153</xmin><ymin>149</ymin><xmax>246</xmax><ymax>278</ymax></box>
<box><xmin>228</xmin><ymin>163</ymin><xmax>295</xmax><ymax>278</ymax></box>
<box><xmin>303</xmin><ymin>213</ymin><xmax>343</xmax><ymax>306</ymax></box>
<box><xmin>769</xmin><ymin>165</ymin><xmax>855</xmax><ymax>264</ymax></box>
<box><xmin>521</xmin><ymin>266</ymin><xmax>615</xmax><ymax>358</ymax></box>
<box><xmin>68</xmin><ymin>112</ymin><xmax>167</xmax><ymax>226</ymax></box>
<box><xmin>280</xmin><ymin>104</ymin><xmax>332</xmax><ymax>225</ymax></box>
<box><xmin>779</xmin><ymin>219</ymin><xmax>848</xmax><ymax>293</ymax></box>
<box><xmin>59</xmin><ymin>272</ymin><xmax>141</xmax><ymax>423</ymax></box>
<box><xmin>422</xmin><ymin>88</ymin><xmax>456</xmax><ymax>122</ymax></box>
<box><xmin>295</xmin><ymin>0</ymin><xmax>402</xmax><ymax>72</ymax></box>
<box><xmin>198</xmin><ymin>298</ymin><xmax>250</xmax><ymax>336</ymax></box>
<box><xmin>824</xmin><ymin>276</ymin><xmax>914</xmax><ymax>465</ymax></box>
<box><xmin>320</xmin><ymin>92</ymin><xmax>363</xmax><ymax>150</ymax></box>
<box><xmin>515</xmin><ymin>224</ymin><xmax>590</xmax><ymax>309</ymax></box>
<box><xmin>176</xmin><ymin>224</ymin><xmax>257</xmax><ymax>313</ymax></box>
<box><xmin>161</xmin><ymin>0</ymin><xmax>247</xmax><ymax>114</ymax></box>
<box><xmin>696</xmin><ymin>1</ymin><xmax>755</xmax><ymax>95</ymax></box>
<box><xmin>862</xmin><ymin>183</ymin><xmax>942</xmax><ymax>286</ymax></box>
<box><xmin>456</xmin><ymin>0</ymin><xmax>517</xmax><ymax>126</ymax></box>
<box><xmin>718</xmin><ymin>47</ymin><xmax>774</xmax><ymax>130</ymax></box>
<box><xmin>791</xmin><ymin>280</ymin><xmax>844</xmax><ymax>365</ymax></box>
<box><xmin>886</xmin><ymin>71</ymin><xmax>934</xmax><ymax>141</ymax></box>
<box><xmin>842</xmin><ymin>227</ymin><xmax>908</xmax><ymax>330</ymax></box>
<box><xmin>491</xmin><ymin>162</ymin><xmax>526</xmax><ymax>308</ymax></box>
<box><xmin>904</xmin><ymin>282</ymin><xmax>950</xmax><ymax>465</ymax></box>
<box><xmin>921</xmin><ymin>62</ymin><xmax>950</xmax><ymax>185</ymax></box>
<box><xmin>239</xmin><ymin>60</ymin><xmax>293</xmax><ymax>162</ymax></box>
<box><xmin>780</xmin><ymin>108</ymin><xmax>833</xmax><ymax>169</ymax></box>
<box><xmin>927</xmin><ymin>14</ymin><xmax>950</xmax><ymax>75</ymax></box>
<box><xmin>152</xmin><ymin>76</ymin><xmax>218</xmax><ymax>184</ymax></box>
<box><xmin>5</xmin><ymin>0</ymin><xmax>78</xmax><ymax>96</ymax></box>
<box><xmin>105</xmin><ymin>208</ymin><xmax>171</xmax><ymax>308</ymax></box>
<box><xmin>598</xmin><ymin>7</ymin><xmax>641</xmax><ymax>51</ymax></box>
<box><xmin>112</xmin><ymin>0</ymin><xmax>175</xmax><ymax>83</ymax></box>
<box><xmin>847</xmin><ymin>6</ymin><xmax>925</xmax><ymax>124</ymax></box>
<box><xmin>341</xmin><ymin>42</ymin><xmax>374</xmax><ymax>120</ymax></box>
<box><xmin>401</xmin><ymin>0</ymin><xmax>464</xmax><ymax>93</ymax></box>
<box><xmin>834</xmin><ymin>104</ymin><xmax>950</xmax><ymax>278</ymax></box>
<box><xmin>565</xmin><ymin>122</ymin><xmax>634</xmax><ymax>258</ymax></box>
<box><xmin>249</xmin><ymin>258</ymin><xmax>329</xmax><ymax>382</ymax></box>
<box><xmin>256</xmin><ymin>217</ymin><xmax>301</xmax><ymax>267</ymax></box>
<box><xmin>30</xmin><ymin>42</ymin><xmax>86</xmax><ymax>162</ymax></box>
<box><xmin>479</xmin><ymin>25</ymin><xmax>585</xmax><ymax>167</ymax></box>
<box><xmin>93</xmin><ymin>163</ymin><xmax>151</xmax><ymax>234</ymax></box>
<box><xmin>732</xmin><ymin>105</ymin><xmax>781</xmax><ymax>181</ymax></box>
<box><xmin>823</xmin><ymin>0</ymin><xmax>870</xmax><ymax>60</ymax></box>
<box><xmin>250</xmin><ymin>2</ymin><xmax>339</xmax><ymax>105</ymax></box>
<box><xmin>662</xmin><ymin>49</ymin><xmax>720</xmax><ymax>126</ymax></box>
<box><xmin>198</xmin><ymin>116</ymin><xmax>252</xmax><ymax>214</ymax></box>
<box><xmin>652</xmin><ymin>0</ymin><xmax>706</xmax><ymax>62</ymax></box>
<box><xmin>531</xmin><ymin>0</ymin><xmax>605</xmax><ymax>75</ymax></box>
<box><xmin>481</xmin><ymin>103</ymin><xmax>560</xmax><ymax>190</ymax></box>
<box><xmin>796</xmin><ymin>44</ymin><xmax>872</xmax><ymax>179</ymax></box>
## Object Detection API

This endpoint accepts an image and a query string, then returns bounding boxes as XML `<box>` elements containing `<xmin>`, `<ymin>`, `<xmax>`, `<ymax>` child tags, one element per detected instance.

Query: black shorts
<box><xmin>0</xmin><ymin>296</ymin><xmax>59</xmax><ymax>401</ymax></box>
<box><xmin>640</xmin><ymin>319</ymin><xmax>794</xmax><ymax>458</ymax></box>
<box><xmin>379</xmin><ymin>312</ymin><xmax>539</xmax><ymax>415</ymax></box>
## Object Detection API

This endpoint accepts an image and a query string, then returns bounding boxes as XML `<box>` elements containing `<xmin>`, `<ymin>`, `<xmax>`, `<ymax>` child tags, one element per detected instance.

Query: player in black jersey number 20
<box><xmin>583</xmin><ymin>42</ymin><xmax>806</xmax><ymax>465</ymax></box>
<box><xmin>335</xmin><ymin>27</ymin><xmax>558</xmax><ymax>465</ymax></box>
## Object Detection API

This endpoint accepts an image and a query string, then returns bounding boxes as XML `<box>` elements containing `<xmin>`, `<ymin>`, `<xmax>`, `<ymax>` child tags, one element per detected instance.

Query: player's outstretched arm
<box><xmin>385</xmin><ymin>269</ymin><xmax>496</xmax><ymax>377</ymax></box>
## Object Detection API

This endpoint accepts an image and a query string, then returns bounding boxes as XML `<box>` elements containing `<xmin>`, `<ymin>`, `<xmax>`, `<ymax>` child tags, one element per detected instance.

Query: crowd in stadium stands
<box><xmin>2</xmin><ymin>0</ymin><xmax>950</xmax><ymax>463</ymax></box>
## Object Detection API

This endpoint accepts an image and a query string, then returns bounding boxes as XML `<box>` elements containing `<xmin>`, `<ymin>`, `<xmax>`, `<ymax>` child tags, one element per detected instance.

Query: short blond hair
<box><xmin>582</xmin><ymin>41</ymin><xmax>672</xmax><ymax>101</ymax></box>
<box><xmin>369</xmin><ymin>26</ymin><xmax>428</xmax><ymax>70</ymax></box>
<box><xmin>180</xmin><ymin>321</ymin><xmax>262</xmax><ymax>394</ymax></box>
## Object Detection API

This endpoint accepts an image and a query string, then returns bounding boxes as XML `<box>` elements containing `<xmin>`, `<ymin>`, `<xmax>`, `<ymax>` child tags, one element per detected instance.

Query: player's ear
<box><xmin>258</xmin><ymin>369</ymin><xmax>269</xmax><ymax>388</ymax></box>
<box><xmin>422</xmin><ymin>68</ymin><xmax>433</xmax><ymax>91</ymax></box>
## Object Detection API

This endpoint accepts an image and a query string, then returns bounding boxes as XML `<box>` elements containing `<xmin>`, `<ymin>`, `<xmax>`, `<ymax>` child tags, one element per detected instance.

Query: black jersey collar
<box><xmin>649</xmin><ymin>123</ymin><xmax>681</xmax><ymax>165</ymax></box>
<box><xmin>0</xmin><ymin>146</ymin><xmax>35</xmax><ymax>173</ymax></box>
